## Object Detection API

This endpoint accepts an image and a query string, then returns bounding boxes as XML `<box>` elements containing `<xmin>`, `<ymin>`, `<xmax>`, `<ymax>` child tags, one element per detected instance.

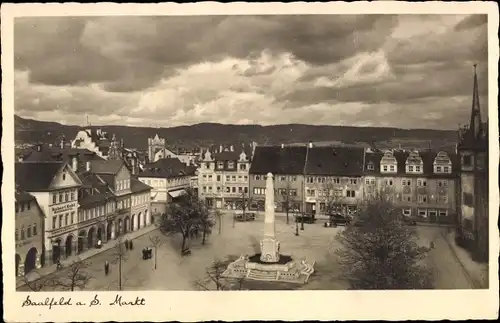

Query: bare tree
<box><xmin>111</xmin><ymin>237</ymin><xmax>127</xmax><ymax>291</ymax></box>
<box><xmin>49</xmin><ymin>260</ymin><xmax>92</xmax><ymax>291</ymax></box>
<box><xmin>199</xmin><ymin>207</ymin><xmax>215</xmax><ymax>245</ymax></box>
<box><xmin>194</xmin><ymin>259</ymin><xmax>229</xmax><ymax>291</ymax></box>
<box><xmin>23</xmin><ymin>274</ymin><xmax>49</xmax><ymax>292</ymax></box>
<box><xmin>213</xmin><ymin>209</ymin><xmax>223</xmax><ymax>235</ymax></box>
<box><xmin>149</xmin><ymin>235</ymin><xmax>164</xmax><ymax>270</ymax></box>
<box><xmin>159</xmin><ymin>187</ymin><xmax>208</xmax><ymax>253</ymax></box>
<box><xmin>322</xmin><ymin>181</ymin><xmax>344</xmax><ymax>221</ymax></box>
<box><xmin>275</xmin><ymin>179</ymin><xmax>297</xmax><ymax>225</ymax></box>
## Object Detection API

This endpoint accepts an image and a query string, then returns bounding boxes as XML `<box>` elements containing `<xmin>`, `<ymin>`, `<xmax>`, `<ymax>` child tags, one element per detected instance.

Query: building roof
<box><xmin>89</xmin><ymin>160</ymin><xmax>124</xmax><ymax>175</ymax></box>
<box><xmin>78</xmin><ymin>190</ymin><xmax>114</xmax><ymax>208</ymax></box>
<box><xmin>131</xmin><ymin>178</ymin><xmax>152</xmax><ymax>193</ymax></box>
<box><xmin>214</xmin><ymin>151</ymin><xmax>240</xmax><ymax>161</ymax></box>
<box><xmin>250</xmin><ymin>146</ymin><xmax>307</xmax><ymax>175</ymax></box>
<box><xmin>15</xmin><ymin>162</ymin><xmax>65</xmax><ymax>191</ymax></box>
<box><xmin>15</xmin><ymin>187</ymin><xmax>36</xmax><ymax>203</ymax></box>
<box><xmin>19</xmin><ymin>146</ymin><xmax>105</xmax><ymax>171</ymax></box>
<box><xmin>138</xmin><ymin>157</ymin><xmax>190</xmax><ymax>178</ymax></box>
<box><xmin>365</xmin><ymin>149</ymin><xmax>459</xmax><ymax>178</ymax></box>
<box><xmin>305</xmin><ymin>146</ymin><xmax>365</xmax><ymax>176</ymax></box>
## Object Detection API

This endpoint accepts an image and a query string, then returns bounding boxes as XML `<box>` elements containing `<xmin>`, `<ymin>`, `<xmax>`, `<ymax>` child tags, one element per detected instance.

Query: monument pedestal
<box><xmin>260</xmin><ymin>238</ymin><xmax>280</xmax><ymax>263</ymax></box>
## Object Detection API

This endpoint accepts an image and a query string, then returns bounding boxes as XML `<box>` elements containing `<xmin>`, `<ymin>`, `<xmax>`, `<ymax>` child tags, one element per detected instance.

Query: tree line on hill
<box><xmin>15</xmin><ymin>115</ymin><xmax>457</xmax><ymax>151</ymax></box>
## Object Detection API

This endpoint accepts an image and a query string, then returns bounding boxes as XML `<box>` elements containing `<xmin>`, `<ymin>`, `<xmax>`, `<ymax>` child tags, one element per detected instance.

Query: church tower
<box><xmin>108</xmin><ymin>134</ymin><xmax>122</xmax><ymax>160</ymax></box>
<box><xmin>148</xmin><ymin>134</ymin><xmax>166</xmax><ymax>163</ymax></box>
<box><xmin>456</xmin><ymin>64</ymin><xmax>489</xmax><ymax>262</ymax></box>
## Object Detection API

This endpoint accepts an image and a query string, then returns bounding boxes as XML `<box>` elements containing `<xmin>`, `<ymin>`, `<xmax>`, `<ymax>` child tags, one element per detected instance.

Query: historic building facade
<box><xmin>15</xmin><ymin>162</ymin><xmax>82</xmax><ymax>265</ymax></box>
<box><xmin>456</xmin><ymin>65</ymin><xmax>489</xmax><ymax>261</ymax></box>
<box><xmin>304</xmin><ymin>146</ymin><xmax>365</xmax><ymax>216</ymax></box>
<box><xmin>15</xmin><ymin>188</ymin><xmax>45</xmax><ymax>276</ymax></box>
<box><xmin>364</xmin><ymin>149</ymin><xmax>459</xmax><ymax>223</ymax></box>
<box><xmin>249</xmin><ymin>145</ymin><xmax>307</xmax><ymax>212</ymax></box>
<box><xmin>138</xmin><ymin>157</ymin><xmax>194</xmax><ymax>215</ymax></box>
<box><xmin>198</xmin><ymin>148</ymin><xmax>251</xmax><ymax>209</ymax></box>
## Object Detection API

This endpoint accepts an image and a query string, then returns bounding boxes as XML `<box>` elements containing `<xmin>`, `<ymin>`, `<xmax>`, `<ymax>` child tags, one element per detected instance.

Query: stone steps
<box><xmin>247</xmin><ymin>269</ymin><xmax>278</xmax><ymax>281</ymax></box>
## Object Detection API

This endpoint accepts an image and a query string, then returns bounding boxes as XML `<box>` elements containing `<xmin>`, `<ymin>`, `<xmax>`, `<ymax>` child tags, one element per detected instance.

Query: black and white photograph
<box><xmin>2</xmin><ymin>2</ymin><xmax>499</xmax><ymax>322</ymax></box>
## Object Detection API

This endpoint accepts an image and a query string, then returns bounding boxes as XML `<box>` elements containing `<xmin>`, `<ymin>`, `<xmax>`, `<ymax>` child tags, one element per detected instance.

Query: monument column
<box><xmin>260</xmin><ymin>173</ymin><xmax>281</xmax><ymax>263</ymax></box>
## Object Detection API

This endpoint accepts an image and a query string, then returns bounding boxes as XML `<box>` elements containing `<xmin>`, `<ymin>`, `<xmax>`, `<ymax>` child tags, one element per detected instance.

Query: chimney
<box><xmin>36</xmin><ymin>144</ymin><xmax>42</xmax><ymax>152</ymax></box>
<box><xmin>308</xmin><ymin>141</ymin><xmax>313</xmax><ymax>148</ymax></box>
<box><xmin>72</xmin><ymin>156</ymin><xmax>78</xmax><ymax>172</ymax></box>
<box><xmin>281</xmin><ymin>143</ymin><xmax>285</xmax><ymax>149</ymax></box>
<box><xmin>230</xmin><ymin>145</ymin><xmax>234</xmax><ymax>152</ymax></box>
<box><xmin>219</xmin><ymin>145</ymin><xmax>223</xmax><ymax>153</ymax></box>
<box><xmin>60</xmin><ymin>139</ymin><xmax>64</xmax><ymax>149</ymax></box>
<box><xmin>86</xmin><ymin>161</ymin><xmax>91</xmax><ymax>172</ymax></box>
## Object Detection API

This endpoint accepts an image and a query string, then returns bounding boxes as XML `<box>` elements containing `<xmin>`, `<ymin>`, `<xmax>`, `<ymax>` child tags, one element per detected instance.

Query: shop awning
<box><xmin>168</xmin><ymin>189</ymin><xmax>187</xmax><ymax>198</ymax></box>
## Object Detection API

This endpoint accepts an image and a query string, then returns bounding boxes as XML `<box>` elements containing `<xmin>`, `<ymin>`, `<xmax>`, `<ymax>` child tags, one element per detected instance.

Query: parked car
<box><xmin>235</xmin><ymin>212</ymin><xmax>256</xmax><ymax>222</ymax></box>
<box><xmin>295</xmin><ymin>213</ymin><xmax>316</xmax><ymax>224</ymax></box>
<box><xmin>327</xmin><ymin>214</ymin><xmax>351</xmax><ymax>227</ymax></box>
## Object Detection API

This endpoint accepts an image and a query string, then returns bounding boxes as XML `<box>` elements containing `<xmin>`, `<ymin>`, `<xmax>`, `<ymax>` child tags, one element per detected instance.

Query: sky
<box><xmin>14</xmin><ymin>14</ymin><xmax>488</xmax><ymax>130</ymax></box>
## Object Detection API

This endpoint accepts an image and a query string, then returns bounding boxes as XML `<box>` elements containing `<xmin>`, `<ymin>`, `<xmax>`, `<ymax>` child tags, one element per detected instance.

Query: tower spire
<box><xmin>469</xmin><ymin>63</ymin><xmax>482</xmax><ymax>139</ymax></box>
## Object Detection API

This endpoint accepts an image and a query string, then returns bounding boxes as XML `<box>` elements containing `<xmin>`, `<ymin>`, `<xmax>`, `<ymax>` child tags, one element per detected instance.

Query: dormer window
<box><xmin>389</xmin><ymin>165</ymin><xmax>395</xmax><ymax>172</ymax></box>
<box><xmin>408</xmin><ymin>165</ymin><xmax>414</xmax><ymax>172</ymax></box>
<box><xmin>217</xmin><ymin>162</ymin><xmax>224</xmax><ymax>170</ymax></box>
<box><xmin>383</xmin><ymin>165</ymin><xmax>388</xmax><ymax>172</ymax></box>
<box><xmin>367</xmin><ymin>163</ymin><xmax>374</xmax><ymax>170</ymax></box>
<box><xmin>227</xmin><ymin>161</ymin><xmax>235</xmax><ymax>169</ymax></box>
<box><xmin>239</xmin><ymin>163</ymin><xmax>246</xmax><ymax>171</ymax></box>
<box><xmin>443</xmin><ymin>166</ymin><xmax>449</xmax><ymax>173</ymax></box>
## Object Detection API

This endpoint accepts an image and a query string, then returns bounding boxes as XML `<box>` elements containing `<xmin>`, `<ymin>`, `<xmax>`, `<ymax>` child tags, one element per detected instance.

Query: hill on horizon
<box><xmin>14</xmin><ymin>115</ymin><xmax>459</xmax><ymax>151</ymax></box>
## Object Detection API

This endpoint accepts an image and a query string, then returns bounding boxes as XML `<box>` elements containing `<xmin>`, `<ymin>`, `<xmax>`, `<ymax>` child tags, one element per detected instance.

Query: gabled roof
<box><xmin>250</xmin><ymin>146</ymin><xmax>307</xmax><ymax>175</ymax></box>
<box><xmin>305</xmin><ymin>146</ymin><xmax>365</xmax><ymax>176</ymax></box>
<box><xmin>131</xmin><ymin>178</ymin><xmax>152</xmax><ymax>193</ymax></box>
<box><xmin>214</xmin><ymin>151</ymin><xmax>240</xmax><ymax>161</ymax></box>
<box><xmin>15</xmin><ymin>162</ymin><xmax>65</xmax><ymax>191</ymax></box>
<box><xmin>15</xmin><ymin>187</ymin><xmax>37</xmax><ymax>203</ymax></box>
<box><xmin>90</xmin><ymin>160</ymin><xmax>125</xmax><ymax>175</ymax></box>
<box><xmin>138</xmin><ymin>157</ymin><xmax>190</xmax><ymax>178</ymax></box>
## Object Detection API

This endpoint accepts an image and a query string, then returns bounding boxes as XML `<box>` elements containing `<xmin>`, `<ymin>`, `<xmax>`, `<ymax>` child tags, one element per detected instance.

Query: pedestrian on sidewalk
<box><xmin>125</xmin><ymin>239</ymin><xmax>129</xmax><ymax>250</ymax></box>
<box><xmin>129</xmin><ymin>240</ymin><xmax>134</xmax><ymax>250</ymax></box>
<box><xmin>104</xmin><ymin>261</ymin><xmax>109</xmax><ymax>276</ymax></box>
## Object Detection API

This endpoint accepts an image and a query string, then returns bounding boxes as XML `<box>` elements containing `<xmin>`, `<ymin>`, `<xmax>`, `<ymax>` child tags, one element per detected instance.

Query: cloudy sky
<box><xmin>14</xmin><ymin>14</ymin><xmax>488</xmax><ymax>129</ymax></box>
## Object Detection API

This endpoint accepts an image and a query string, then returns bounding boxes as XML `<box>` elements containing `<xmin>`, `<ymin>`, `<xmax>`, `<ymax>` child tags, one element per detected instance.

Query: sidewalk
<box><xmin>17</xmin><ymin>224</ymin><xmax>158</xmax><ymax>288</ymax></box>
<box><xmin>442</xmin><ymin>230</ymin><xmax>488</xmax><ymax>288</ymax></box>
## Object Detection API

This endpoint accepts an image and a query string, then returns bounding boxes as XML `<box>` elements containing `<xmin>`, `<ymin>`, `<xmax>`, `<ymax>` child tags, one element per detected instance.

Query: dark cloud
<box><xmin>454</xmin><ymin>14</ymin><xmax>487</xmax><ymax>31</ymax></box>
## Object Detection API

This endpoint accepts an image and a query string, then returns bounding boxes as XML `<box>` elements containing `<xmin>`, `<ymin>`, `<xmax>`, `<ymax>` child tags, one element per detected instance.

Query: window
<box><xmin>440</xmin><ymin>195</ymin><xmax>448</xmax><ymax>204</ymax></box>
<box><xmin>332</xmin><ymin>178</ymin><xmax>340</xmax><ymax>184</ymax></box>
<box><xmin>408</xmin><ymin>165</ymin><xmax>414</xmax><ymax>172</ymax></box>
<box><xmin>225</xmin><ymin>187</ymin><xmax>230</xmax><ymax>193</ymax></box>
<box><xmin>307</xmin><ymin>177</ymin><xmax>314</xmax><ymax>184</ymax></box>
<box><xmin>70</xmin><ymin>191</ymin><xmax>75</xmax><ymax>201</ymax></box>
<box><xmin>53</xmin><ymin>194</ymin><xmax>57</xmax><ymax>204</ymax></box>
<box><xmin>385</xmin><ymin>179</ymin><xmax>393</xmax><ymax>186</ymax></box>
<box><xmin>33</xmin><ymin>224</ymin><xmax>37</xmax><ymax>236</ymax></box>
<box><xmin>232</xmin><ymin>176</ymin><xmax>236</xmax><ymax>181</ymax></box>
<box><xmin>463</xmin><ymin>192</ymin><xmax>473</xmax><ymax>206</ymax></box>
<box><xmin>307</xmin><ymin>189</ymin><xmax>316</xmax><ymax>197</ymax></box>
<box><xmin>383</xmin><ymin>165</ymin><xmax>388</xmax><ymax>172</ymax></box>
<box><xmin>443</xmin><ymin>180</ymin><xmax>448</xmax><ymax>187</ymax></box>
<box><xmin>347</xmin><ymin>190</ymin><xmax>356</xmax><ymax>198</ymax></box>
<box><xmin>436</xmin><ymin>166</ymin><xmax>442</xmax><ymax>173</ymax></box>
<box><xmin>65</xmin><ymin>213</ymin><xmax>69</xmax><ymax>226</ymax></box>
<box><xmin>217</xmin><ymin>162</ymin><xmax>224</xmax><ymax>169</ymax></box>
<box><xmin>239</xmin><ymin>164</ymin><xmax>247</xmax><ymax>170</ymax></box>
<box><xmin>216</xmin><ymin>186</ymin><xmax>221</xmax><ymax>192</ymax></box>
<box><xmin>389</xmin><ymin>165</ymin><xmax>395</xmax><ymax>172</ymax></box>
<box><xmin>350</xmin><ymin>178</ymin><xmax>357</xmax><ymax>185</ymax></box>
<box><xmin>402</xmin><ymin>208</ymin><xmax>411</xmax><ymax>216</ymax></box>
<box><xmin>27</xmin><ymin>225</ymin><xmax>32</xmax><ymax>238</ymax></box>
<box><xmin>253</xmin><ymin>187</ymin><xmax>266</xmax><ymax>195</ymax></box>
<box><xmin>367</xmin><ymin>163</ymin><xmax>374</xmax><ymax>170</ymax></box>
<box><xmin>52</xmin><ymin>216</ymin><xmax>57</xmax><ymax>229</ymax></box>
<box><xmin>255</xmin><ymin>175</ymin><xmax>260</xmax><ymax>181</ymax></box>
<box><xmin>290</xmin><ymin>176</ymin><xmax>297</xmax><ymax>182</ymax></box>
<box><xmin>21</xmin><ymin>227</ymin><xmax>25</xmax><ymax>240</ymax></box>
<box><xmin>439</xmin><ymin>210</ymin><xmax>448</xmax><ymax>217</ymax></box>
<box><xmin>70</xmin><ymin>212</ymin><xmax>75</xmax><ymax>224</ymax></box>
<box><xmin>59</xmin><ymin>215</ymin><xmax>63</xmax><ymax>227</ymax></box>
<box><xmin>238</xmin><ymin>187</ymin><xmax>243</xmax><ymax>193</ymax></box>
<box><xmin>244</xmin><ymin>187</ymin><xmax>248</xmax><ymax>193</ymax></box>
<box><xmin>418</xmin><ymin>195</ymin><xmax>427</xmax><ymax>203</ymax></box>
<box><xmin>59</xmin><ymin>193</ymin><xmax>63</xmax><ymax>203</ymax></box>
<box><xmin>463</xmin><ymin>155</ymin><xmax>472</xmax><ymax>167</ymax></box>
<box><xmin>228</xmin><ymin>161</ymin><xmax>235</xmax><ymax>169</ymax></box>
<box><xmin>417</xmin><ymin>179</ymin><xmax>427</xmax><ymax>187</ymax></box>
<box><xmin>429</xmin><ymin>210</ymin><xmax>437</xmax><ymax>217</ymax></box>
<box><xmin>365</xmin><ymin>178</ymin><xmax>371</xmax><ymax>185</ymax></box>
<box><xmin>405</xmin><ymin>195</ymin><xmax>412</xmax><ymax>202</ymax></box>
<box><xmin>15</xmin><ymin>229</ymin><xmax>19</xmax><ymax>241</ymax></box>
<box><xmin>62</xmin><ymin>172</ymin><xmax>66</xmax><ymax>181</ymax></box>
<box><xmin>208</xmin><ymin>175</ymin><xmax>213</xmax><ymax>181</ymax></box>
<box><xmin>418</xmin><ymin>209</ymin><xmax>428</xmax><ymax>217</ymax></box>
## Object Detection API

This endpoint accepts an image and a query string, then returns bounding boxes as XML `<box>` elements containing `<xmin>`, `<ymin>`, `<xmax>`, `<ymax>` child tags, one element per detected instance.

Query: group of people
<box><xmin>142</xmin><ymin>247</ymin><xmax>152</xmax><ymax>260</ymax></box>
<box><xmin>124</xmin><ymin>239</ymin><xmax>134</xmax><ymax>250</ymax></box>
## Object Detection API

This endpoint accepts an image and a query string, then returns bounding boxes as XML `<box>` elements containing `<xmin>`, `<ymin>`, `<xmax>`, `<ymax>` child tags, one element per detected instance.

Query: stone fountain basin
<box><xmin>245</xmin><ymin>254</ymin><xmax>295</xmax><ymax>272</ymax></box>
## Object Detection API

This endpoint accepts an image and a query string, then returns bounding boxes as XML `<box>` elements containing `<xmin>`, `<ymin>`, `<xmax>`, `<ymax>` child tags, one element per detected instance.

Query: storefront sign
<box><xmin>50</xmin><ymin>224</ymin><xmax>77</xmax><ymax>236</ymax></box>
<box><xmin>52</xmin><ymin>203</ymin><xmax>77</xmax><ymax>215</ymax></box>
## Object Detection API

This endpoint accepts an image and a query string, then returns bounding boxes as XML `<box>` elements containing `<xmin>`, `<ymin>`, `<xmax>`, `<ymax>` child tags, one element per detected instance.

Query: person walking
<box><xmin>125</xmin><ymin>239</ymin><xmax>129</xmax><ymax>251</ymax></box>
<box><xmin>104</xmin><ymin>260</ymin><xmax>109</xmax><ymax>276</ymax></box>
<box><xmin>129</xmin><ymin>240</ymin><xmax>134</xmax><ymax>250</ymax></box>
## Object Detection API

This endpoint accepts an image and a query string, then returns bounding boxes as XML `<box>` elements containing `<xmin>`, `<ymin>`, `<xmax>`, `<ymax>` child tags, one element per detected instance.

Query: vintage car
<box><xmin>325</xmin><ymin>214</ymin><xmax>351</xmax><ymax>227</ymax></box>
<box><xmin>234</xmin><ymin>212</ymin><xmax>256</xmax><ymax>222</ymax></box>
<box><xmin>295</xmin><ymin>213</ymin><xmax>316</xmax><ymax>224</ymax></box>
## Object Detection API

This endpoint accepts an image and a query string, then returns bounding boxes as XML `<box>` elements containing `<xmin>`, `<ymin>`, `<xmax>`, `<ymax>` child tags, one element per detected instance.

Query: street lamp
<box><xmin>295</xmin><ymin>212</ymin><xmax>299</xmax><ymax>236</ymax></box>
